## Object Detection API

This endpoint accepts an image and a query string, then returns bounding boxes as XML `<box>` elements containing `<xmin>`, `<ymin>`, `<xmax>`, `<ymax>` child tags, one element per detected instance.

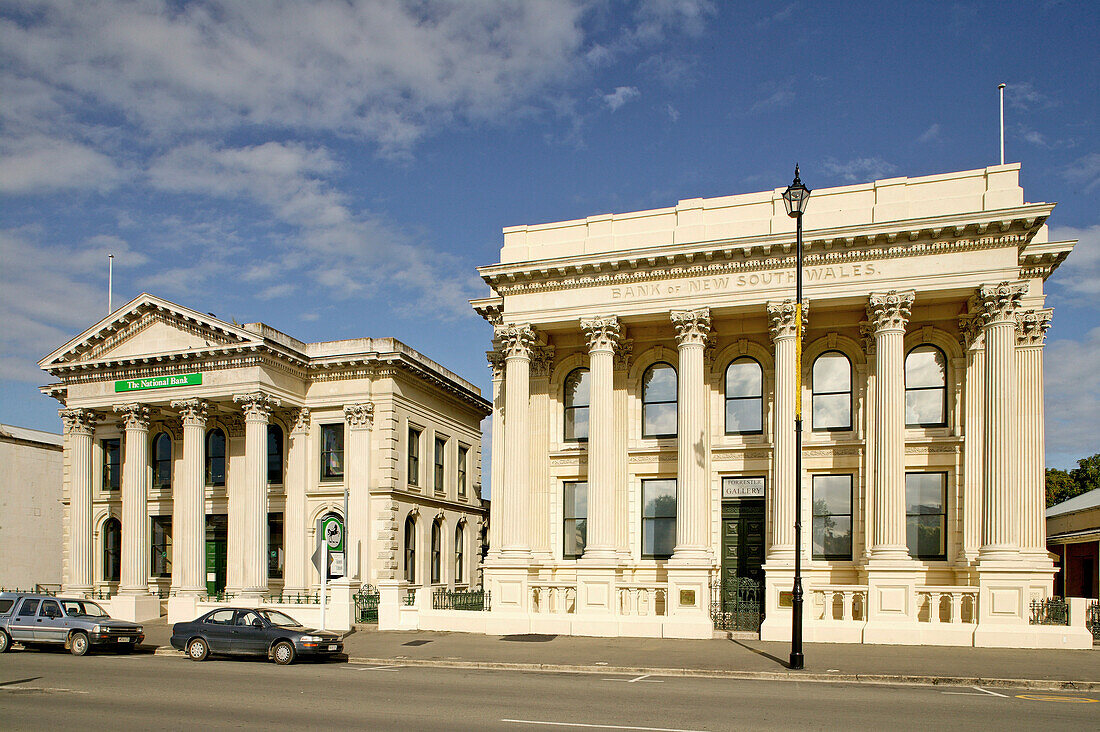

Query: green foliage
<box><xmin>1046</xmin><ymin>453</ymin><xmax>1100</xmax><ymax>507</ymax></box>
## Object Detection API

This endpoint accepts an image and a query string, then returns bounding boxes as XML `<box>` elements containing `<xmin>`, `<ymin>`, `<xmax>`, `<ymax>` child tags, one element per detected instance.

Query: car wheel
<box><xmin>70</xmin><ymin>632</ymin><xmax>90</xmax><ymax>657</ymax></box>
<box><xmin>187</xmin><ymin>638</ymin><xmax>209</xmax><ymax>662</ymax></box>
<box><xmin>0</xmin><ymin>630</ymin><xmax>10</xmax><ymax>653</ymax></box>
<box><xmin>272</xmin><ymin>641</ymin><xmax>295</xmax><ymax>666</ymax></box>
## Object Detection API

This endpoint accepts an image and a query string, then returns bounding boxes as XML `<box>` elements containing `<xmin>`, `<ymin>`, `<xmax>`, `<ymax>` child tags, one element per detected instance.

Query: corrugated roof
<box><xmin>1046</xmin><ymin>487</ymin><xmax>1100</xmax><ymax>518</ymax></box>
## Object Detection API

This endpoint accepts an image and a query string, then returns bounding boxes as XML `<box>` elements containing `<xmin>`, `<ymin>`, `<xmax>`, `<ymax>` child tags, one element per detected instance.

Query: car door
<box><xmin>8</xmin><ymin>598</ymin><xmax>39</xmax><ymax>642</ymax></box>
<box><xmin>35</xmin><ymin>600</ymin><xmax>67</xmax><ymax>644</ymax></box>
<box><xmin>200</xmin><ymin>609</ymin><xmax>237</xmax><ymax>652</ymax></box>
<box><xmin>231</xmin><ymin>610</ymin><xmax>269</xmax><ymax>655</ymax></box>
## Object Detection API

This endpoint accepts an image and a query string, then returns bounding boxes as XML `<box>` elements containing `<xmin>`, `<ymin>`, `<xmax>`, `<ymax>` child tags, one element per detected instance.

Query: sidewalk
<box><xmin>145</xmin><ymin>619</ymin><xmax>1098</xmax><ymax>691</ymax></box>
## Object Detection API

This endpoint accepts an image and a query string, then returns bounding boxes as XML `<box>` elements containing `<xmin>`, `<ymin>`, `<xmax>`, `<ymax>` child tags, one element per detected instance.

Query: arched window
<box><xmin>430</xmin><ymin>519</ymin><xmax>443</xmax><ymax>584</ymax></box>
<box><xmin>812</xmin><ymin>351</ymin><xmax>852</xmax><ymax>432</ymax></box>
<box><xmin>152</xmin><ymin>432</ymin><xmax>172</xmax><ymax>489</ymax></box>
<box><xmin>905</xmin><ymin>345</ymin><xmax>947</xmax><ymax>427</ymax></box>
<box><xmin>267</xmin><ymin>424</ymin><xmax>284</xmax><ymax>484</ymax></box>
<box><xmin>404</xmin><ymin>515</ymin><xmax>417</xmax><ymax>584</ymax></box>
<box><xmin>725</xmin><ymin>357</ymin><xmax>764</xmax><ymax>435</ymax></box>
<box><xmin>563</xmin><ymin>368</ymin><xmax>590</xmax><ymax>441</ymax></box>
<box><xmin>454</xmin><ymin>524</ymin><xmax>465</xmax><ymax>585</ymax></box>
<box><xmin>205</xmin><ymin>428</ymin><xmax>226</xmax><ymax>486</ymax></box>
<box><xmin>642</xmin><ymin>362</ymin><xmax>677</xmax><ymax>438</ymax></box>
<box><xmin>322</xmin><ymin>512</ymin><xmax>344</xmax><ymax>580</ymax></box>
<box><xmin>103</xmin><ymin>518</ymin><xmax>121</xmax><ymax>582</ymax></box>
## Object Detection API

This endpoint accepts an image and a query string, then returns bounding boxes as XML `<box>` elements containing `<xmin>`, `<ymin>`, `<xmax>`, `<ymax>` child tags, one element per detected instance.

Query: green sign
<box><xmin>322</xmin><ymin>516</ymin><xmax>344</xmax><ymax>553</ymax></box>
<box><xmin>114</xmin><ymin>373</ymin><xmax>202</xmax><ymax>393</ymax></box>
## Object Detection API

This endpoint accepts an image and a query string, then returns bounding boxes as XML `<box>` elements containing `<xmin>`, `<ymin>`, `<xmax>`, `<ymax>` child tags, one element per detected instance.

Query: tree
<box><xmin>1046</xmin><ymin>453</ymin><xmax>1100</xmax><ymax>507</ymax></box>
<box><xmin>1046</xmin><ymin>468</ymin><xmax>1079</xmax><ymax>508</ymax></box>
<box><xmin>1069</xmin><ymin>453</ymin><xmax>1100</xmax><ymax>494</ymax></box>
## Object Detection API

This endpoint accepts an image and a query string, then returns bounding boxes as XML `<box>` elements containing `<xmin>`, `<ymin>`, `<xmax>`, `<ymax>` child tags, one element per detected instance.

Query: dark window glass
<box><xmin>205</xmin><ymin>429</ymin><xmax>226</xmax><ymax>487</ymax></box>
<box><xmin>563</xmin><ymin>481</ymin><xmax>588</xmax><ymax>559</ymax></box>
<box><xmin>434</xmin><ymin>437</ymin><xmax>446</xmax><ymax>493</ymax></box>
<box><xmin>725</xmin><ymin>357</ymin><xmax>764</xmax><ymax>434</ymax></box>
<box><xmin>454</xmin><ymin>524</ymin><xmax>465</xmax><ymax>585</ymax></box>
<box><xmin>152</xmin><ymin>433</ymin><xmax>172</xmax><ymax>489</ymax></box>
<box><xmin>17</xmin><ymin>599</ymin><xmax>40</xmax><ymax>617</ymax></box>
<box><xmin>404</xmin><ymin>516</ymin><xmax>416</xmax><ymax>584</ymax></box>
<box><xmin>151</xmin><ymin>516</ymin><xmax>172</xmax><ymax>577</ymax></box>
<box><xmin>812</xmin><ymin>475</ymin><xmax>853</xmax><ymax>559</ymax></box>
<box><xmin>408</xmin><ymin>427</ymin><xmax>421</xmax><ymax>486</ymax></box>
<box><xmin>457</xmin><ymin>446</ymin><xmax>468</xmax><ymax>497</ymax></box>
<box><xmin>906</xmin><ymin>473</ymin><xmax>947</xmax><ymax>559</ymax></box>
<box><xmin>268</xmin><ymin>512</ymin><xmax>284</xmax><ymax>579</ymax></box>
<box><xmin>642</xmin><ymin>363</ymin><xmax>677</xmax><ymax>438</ymax></box>
<box><xmin>905</xmin><ymin>345</ymin><xmax>948</xmax><ymax>427</ymax></box>
<box><xmin>102</xmin><ymin>438</ymin><xmax>121</xmax><ymax>490</ymax></box>
<box><xmin>812</xmin><ymin>352</ymin><xmax>853</xmax><ymax>431</ymax></box>
<box><xmin>320</xmin><ymin>424</ymin><xmax>344</xmax><ymax>480</ymax></box>
<box><xmin>103</xmin><ymin>517</ymin><xmax>121</xmax><ymax>582</ymax></box>
<box><xmin>431</xmin><ymin>520</ymin><xmax>442</xmax><ymax>584</ymax></box>
<box><xmin>563</xmin><ymin>368</ymin><xmax>590</xmax><ymax>441</ymax></box>
<box><xmin>642</xmin><ymin>479</ymin><xmax>676</xmax><ymax>558</ymax></box>
<box><xmin>267</xmin><ymin>424</ymin><xmax>284</xmax><ymax>484</ymax></box>
<box><xmin>38</xmin><ymin>600</ymin><xmax>62</xmax><ymax>619</ymax></box>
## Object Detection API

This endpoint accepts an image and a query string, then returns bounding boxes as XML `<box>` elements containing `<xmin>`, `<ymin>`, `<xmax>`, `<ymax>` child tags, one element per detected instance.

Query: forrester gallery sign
<box><xmin>114</xmin><ymin>373</ymin><xmax>202</xmax><ymax>393</ymax></box>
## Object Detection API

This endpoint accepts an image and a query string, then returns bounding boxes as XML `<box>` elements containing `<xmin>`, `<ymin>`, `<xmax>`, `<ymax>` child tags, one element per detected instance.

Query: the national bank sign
<box><xmin>115</xmin><ymin>373</ymin><xmax>202</xmax><ymax>393</ymax></box>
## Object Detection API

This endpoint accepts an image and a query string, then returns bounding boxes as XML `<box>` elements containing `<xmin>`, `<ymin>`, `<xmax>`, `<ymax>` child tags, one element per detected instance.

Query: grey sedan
<box><xmin>170</xmin><ymin>608</ymin><xmax>343</xmax><ymax>665</ymax></box>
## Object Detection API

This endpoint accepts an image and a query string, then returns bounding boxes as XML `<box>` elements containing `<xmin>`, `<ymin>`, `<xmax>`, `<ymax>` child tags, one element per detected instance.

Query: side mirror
<box><xmin>251</xmin><ymin>618</ymin><xmax>264</xmax><ymax>628</ymax></box>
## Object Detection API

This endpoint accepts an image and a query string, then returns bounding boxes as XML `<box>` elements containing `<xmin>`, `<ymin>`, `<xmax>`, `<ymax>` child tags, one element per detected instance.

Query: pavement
<box><xmin>141</xmin><ymin>619</ymin><xmax>1099</xmax><ymax>691</ymax></box>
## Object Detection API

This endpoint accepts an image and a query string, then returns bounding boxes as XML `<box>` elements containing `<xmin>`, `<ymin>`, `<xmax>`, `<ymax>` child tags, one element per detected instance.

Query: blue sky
<box><xmin>1</xmin><ymin>1</ymin><xmax>1097</xmax><ymax>481</ymax></box>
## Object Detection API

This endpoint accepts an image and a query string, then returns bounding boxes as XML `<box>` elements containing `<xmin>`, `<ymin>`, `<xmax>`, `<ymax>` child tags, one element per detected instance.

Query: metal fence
<box><xmin>264</xmin><ymin>591</ymin><xmax>321</xmax><ymax>605</ymax></box>
<box><xmin>355</xmin><ymin>586</ymin><xmax>380</xmax><ymax>623</ymax></box>
<box><xmin>1029</xmin><ymin>597</ymin><xmax>1070</xmax><ymax>625</ymax></box>
<box><xmin>1087</xmin><ymin>600</ymin><xmax>1099</xmax><ymax>641</ymax></box>
<box><xmin>710</xmin><ymin>577</ymin><xmax>764</xmax><ymax>632</ymax></box>
<box><xmin>432</xmin><ymin>588</ymin><xmax>490</xmax><ymax>611</ymax></box>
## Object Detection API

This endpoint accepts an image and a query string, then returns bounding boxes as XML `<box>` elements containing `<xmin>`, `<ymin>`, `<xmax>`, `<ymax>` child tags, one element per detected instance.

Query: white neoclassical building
<box><xmin>40</xmin><ymin>294</ymin><xmax>490</xmax><ymax>625</ymax></box>
<box><xmin>463</xmin><ymin>163</ymin><xmax>1091</xmax><ymax>647</ymax></box>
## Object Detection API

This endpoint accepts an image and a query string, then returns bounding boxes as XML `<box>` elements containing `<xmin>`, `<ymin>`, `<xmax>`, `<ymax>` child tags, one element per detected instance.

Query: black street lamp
<box><xmin>782</xmin><ymin>165</ymin><xmax>810</xmax><ymax>670</ymax></box>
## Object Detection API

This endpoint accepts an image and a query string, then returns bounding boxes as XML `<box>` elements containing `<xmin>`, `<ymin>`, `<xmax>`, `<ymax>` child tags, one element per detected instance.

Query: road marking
<box><xmin>604</xmin><ymin>674</ymin><xmax>662</xmax><ymax>683</ymax></box>
<box><xmin>1015</xmin><ymin>694</ymin><xmax>1097</xmax><ymax>703</ymax></box>
<box><xmin>0</xmin><ymin>686</ymin><xmax>89</xmax><ymax>694</ymax></box>
<box><xmin>502</xmin><ymin>720</ymin><xmax>706</xmax><ymax>732</ymax></box>
<box><xmin>348</xmin><ymin>665</ymin><xmax>401</xmax><ymax>671</ymax></box>
<box><xmin>941</xmin><ymin>686</ymin><xmax>1009</xmax><ymax>698</ymax></box>
<box><xmin>970</xmin><ymin>686</ymin><xmax>1008</xmax><ymax>698</ymax></box>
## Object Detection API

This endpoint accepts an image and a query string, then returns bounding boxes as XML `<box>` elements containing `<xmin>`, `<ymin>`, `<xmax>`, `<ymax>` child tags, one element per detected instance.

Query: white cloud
<box><xmin>820</xmin><ymin>157</ymin><xmax>897</xmax><ymax>183</ymax></box>
<box><xmin>1005</xmin><ymin>81</ymin><xmax>1048</xmax><ymax>110</ymax></box>
<box><xmin>749</xmin><ymin>80</ymin><xmax>795</xmax><ymax>114</ymax></box>
<box><xmin>0</xmin><ymin>135</ymin><xmax>127</xmax><ymax>193</ymax></box>
<box><xmin>666</xmin><ymin>103</ymin><xmax>680</xmax><ymax>122</ymax></box>
<box><xmin>1045</xmin><ymin>328</ymin><xmax>1100</xmax><ymax>468</ymax></box>
<box><xmin>917</xmin><ymin>123</ymin><xmax>941</xmax><ymax>143</ymax></box>
<box><xmin>1047</xmin><ymin>224</ymin><xmax>1100</xmax><ymax>299</ymax></box>
<box><xmin>602</xmin><ymin>86</ymin><xmax>640</xmax><ymax>112</ymax></box>
<box><xmin>1063</xmin><ymin>152</ymin><xmax>1100</xmax><ymax>193</ymax></box>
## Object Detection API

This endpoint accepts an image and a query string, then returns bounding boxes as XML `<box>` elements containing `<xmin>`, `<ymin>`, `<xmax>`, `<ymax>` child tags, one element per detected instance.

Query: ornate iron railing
<box><xmin>404</xmin><ymin>591</ymin><xmax>416</xmax><ymax>606</ymax></box>
<box><xmin>355</xmin><ymin>586</ymin><xmax>380</xmax><ymax>623</ymax></box>
<box><xmin>1</xmin><ymin>586</ymin><xmax>57</xmax><ymax>596</ymax></box>
<box><xmin>264</xmin><ymin>592</ymin><xmax>321</xmax><ymax>605</ymax></box>
<box><xmin>35</xmin><ymin>584</ymin><xmax>62</xmax><ymax>596</ymax></box>
<box><xmin>432</xmin><ymin>588</ymin><xmax>489</xmax><ymax>611</ymax></box>
<box><xmin>201</xmin><ymin>591</ymin><xmax>237</xmax><ymax>602</ymax></box>
<box><xmin>87</xmin><ymin>589</ymin><xmax>115</xmax><ymax>600</ymax></box>
<box><xmin>710</xmin><ymin>577</ymin><xmax>764</xmax><ymax>632</ymax></box>
<box><xmin>1087</xmin><ymin>600</ymin><xmax>1099</xmax><ymax>641</ymax></box>
<box><xmin>1029</xmin><ymin>597</ymin><xmax>1070</xmax><ymax>625</ymax></box>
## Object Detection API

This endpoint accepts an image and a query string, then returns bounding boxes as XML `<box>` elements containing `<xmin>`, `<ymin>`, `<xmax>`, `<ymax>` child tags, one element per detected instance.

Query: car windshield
<box><xmin>62</xmin><ymin>600</ymin><xmax>109</xmax><ymax>618</ymax></box>
<box><xmin>260</xmin><ymin>610</ymin><xmax>302</xmax><ymax>627</ymax></box>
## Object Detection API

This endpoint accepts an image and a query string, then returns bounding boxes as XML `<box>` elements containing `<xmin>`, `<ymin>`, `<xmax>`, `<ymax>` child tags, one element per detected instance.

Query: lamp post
<box><xmin>782</xmin><ymin>165</ymin><xmax>810</xmax><ymax>670</ymax></box>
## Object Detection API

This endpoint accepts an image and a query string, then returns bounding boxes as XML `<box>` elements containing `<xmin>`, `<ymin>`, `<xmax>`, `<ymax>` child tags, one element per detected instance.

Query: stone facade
<box><xmin>0</xmin><ymin>424</ymin><xmax>64</xmax><ymax>588</ymax></box>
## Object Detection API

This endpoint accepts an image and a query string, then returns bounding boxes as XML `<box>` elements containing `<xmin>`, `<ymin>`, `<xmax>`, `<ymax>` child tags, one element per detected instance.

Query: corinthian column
<box><xmin>170</xmin><ymin>399</ymin><xmax>208</xmax><ymax>595</ymax></box>
<box><xmin>670</xmin><ymin>308</ymin><xmax>711</xmax><ymax>561</ymax></box>
<box><xmin>977</xmin><ymin>281</ymin><xmax>1027</xmax><ymax>560</ymax></box>
<box><xmin>1016</xmin><ymin>308</ymin><xmax>1052</xmax><ymax>556</ymax></box>
<box><xmin>115</xmin><ymin>403</ymin><xmax>150</xmax><ymax>594</ymax></box>
<box><xmin>766</xmin><ymin>300</ymin><xmax>807</xmax><ymax>560</ymax></box>
<box><xmin>496</xmin><ymin>323</ymin><xmax>536</xmax><ymax>559</ymax></box>
<box><xmin>61</xmin><ymin>408</ymin><xmax>99</xmax><ymax>594</ymax></box>
<box><xmin>344</xmin><ymin>402</ymin><xmax>374</xmax><ymax>581</ymax></box>
<box><xmin>580</xmin><ymin>315</ymin><xmax>622</xmax><ymax>561</ymax></box>
<box><xmin>486</xmin><ymin>349</ymin><xmax>505</xmax><ymax>560</ymax></box>
<box><xmin>283</xmin><ymin>408</ymin><xmax>310</xmax><ymax>592</ymax></box>
<box><xmin>233</xmin><ymin>392</ymin><xmax>280</xmax><ymax>597</ymax></box>
<box><xmin>866</xmin><ymin>290</ymin><xmax>915</xmax><ymax>561</ymax></box>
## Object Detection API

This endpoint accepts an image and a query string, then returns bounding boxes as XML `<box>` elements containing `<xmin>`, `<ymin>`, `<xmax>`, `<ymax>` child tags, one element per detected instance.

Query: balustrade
<box><xmin>916</xmin><ymin>586</ymin><xmax>977</xmax><ymax>624</ymax></box>
<box><xmin>812</xmin><ymin>585</ymin><xmax>867</xmax><ymax>622</ymax></box>
<box><xmin>617</xmin><ymin>584</ymin><xmax>668</xmax><ymax>617</ymax></box>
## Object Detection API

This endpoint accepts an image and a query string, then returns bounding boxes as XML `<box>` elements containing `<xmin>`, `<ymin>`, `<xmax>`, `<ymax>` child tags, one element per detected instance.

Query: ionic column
<box><xmin>344</xmin><ymin>403</ymin><xmax>374</xmax><ymax>581</ymax></box>
<box><xmin>866</xmin><ymin>290</ymin><xmax>915</xmax><ymax>561</ymax></box>
<box><xmin>170</xmin><ymin>399</ymin><xmax>208</xmax><ymax>595</ymax></box>
<box><xmin>496</xmin><ymin>323</ymin><xmax>536</xmax><ymax>559</ymax></box>
<box><xmin>486</xmin><ymin>350</ymin><xmax>505</xmax><ymax>560</ymax></box>
<box><xmin>766</xmin><ymin>300</ymin><xmax>806</xmax><ymax>560</ymax></box>
<box><xmin>61</xmin><ymin>408</ymin><xmax>99</xmax><ymax>594</ymax></box>
<box><xmin>580</xmin><ymin>315</ymin><xmax>622</xmax><ymax>561</ymax></box>
<box><xmin>977</xmin><ymin>282</ymin><xmax>1027</xmax><ymax>560</ymax></box>
<box><xmin>1016</xmin><ymin>309</ymin><xmax>1052</xmax><ymax>555</ymax></box>
<box><xmin>115</xmin><ymin>403</ymin><xmax>150</xmax><ymax>594</ymax></box>
<box><xmin>233</xmin><ymin>392</ymin><xmax>280</xmax><ymax>596</ymax></box>
<box><xmin>282</xmin><ymin>408</ymin><xmax>311</xmax><ymax>592</ymax></box>
<box><xmin>670</xmin><ymin>308</ymin><xmax>711</xmax><ymax>560</ymax></box>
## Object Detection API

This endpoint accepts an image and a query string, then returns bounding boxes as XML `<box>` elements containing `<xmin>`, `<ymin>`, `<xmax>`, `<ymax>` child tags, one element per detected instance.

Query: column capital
<box><xmin>580</xmin><ymin>315</ymin><xmax>623</xmax><ymax>353</ymax></box>
<box><xmin>60</xmin><ymin>408</ymin><xmax>99</xmax><ymax>435</ymax></box>
<box><xmin>486</xmin><ymin>348</ymin><xmax>506</xmax><ymax>380</ymax></box>
<box><xmin>767</xmin><ymin>299</ymin><xmax>809</xmax><ymax>341</ymax></box>
<box><xmin>530</xmin><ymin>344</ymin><xmax>556</xmax><ymax>378</ymax></box>
<box><xmin>233</xmin><ymin>391</ymin><xmax>280</xmax><ymax>422</ymax></box>
<box><xmin>171</xmin><ymin>398</ymin><xmax>209</xmax><ymax>427</ymax></box>
<box><xmin>113</xmin><ymin>403</ymin><xmax>150</xmax><ymax>431</ymax></box>
<box><xmin>1016</xmin><ymin>308</ymin><xmax>1052</xmax><ymax>347</ymax></box>
<box><xmin>614</xmin><ymin>338</ymin><xmax>634</xmax><ymax>370</ymax></box>
<box><xmin>290</xmin><ymin>407</ymin><xmax>311</xmax><ymax>434</ymax></box>
<box><xmin>495</xmin><ymin>322</ymin><xmax>537</xmax><ymax>359</ymax></box>
<box><xmin>344</xmin><ymin>402</ymin><xmax>375</xmax><ymax>430</ymax></box>
<box><xmin>670</xmin><ymin>307</ymin><xmax>711</xmax><ymax>347</ymax></box>
<box><xmin>974</xmin><ymin>281</ymin><xmax>1027</xmax><ymax>326</ymax></box>
<box><xmin>866</xmin><ymin>290</ymin><xmax>915</xmax><ymax>333</ymax></box>
<box><xmin>958</xmin><ymin>312</ymin><xmax>984</xmax><ymax>351</ymax></box>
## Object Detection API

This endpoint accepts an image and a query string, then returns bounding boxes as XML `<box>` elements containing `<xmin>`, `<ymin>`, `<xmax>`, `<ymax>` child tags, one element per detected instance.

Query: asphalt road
<box><xmin>1</xmin><ymin>649</ymin><xmax>1097</xmax><ymax>731</ymax></box>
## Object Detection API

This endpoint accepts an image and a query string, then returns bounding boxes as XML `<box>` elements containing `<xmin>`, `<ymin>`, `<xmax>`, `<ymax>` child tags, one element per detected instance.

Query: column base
<box><xmin>863</xmin><ymin>564</ymin><xmax>918</xmax><ymax>643</ymax></box>
<box><xmin>167</xmin><ymin>594</ymin><xmax>200</xmax><ymax>624</ymax></box>
<box><xmin>573</xmin><ymin>564</ymin><xmax>619</xmax><ymax>636</ymax></box>
<box><xmin>664</xmin><ymin>564</ymin><xmax>713</xmax><ymax>639</ymax></box>
<box><xmin>108</xmin><ymin>593</ymin><xmax>162</xmax><ymax>622</ymax></box>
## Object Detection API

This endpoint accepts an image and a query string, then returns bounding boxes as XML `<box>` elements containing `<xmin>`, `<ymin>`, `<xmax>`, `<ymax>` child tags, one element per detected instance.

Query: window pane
<box><xmin>905</xmin><ymin>473</ymin><xmax>945</xmax><ymax>515</ymax></box>
<box><xmin>642</xmin><ymin>479</ymin><xmax>677</xmax><ymax>517</ymax></box>
<box><xmin>643</xmin><ymin>363</ymin><xmax>677</xmax><ymax>402</ymax></box>
<box><xmin>564</xmin><ymin>481</ymin><xmax>587</xmax><ymax>519</ymax></box>
<box><xmin>905</xmin><ymin>389</ymin><xmax>946</xmax><ymax>427</ymax></box>
<box><xmin>643</xmin><ymin>402</ymin><xmax>677</xmax><ymax>437</ymax></box>
<box><xmin>564</xmin><ymin>519</ymin><xmax>587</xmax><ymax>558</ymax></box>
<box><xmin>813</xmin><ymin>393</ymin><xmax>851</xmax><ymax>430</ymax></box>
<box><xmin>813</xmin><ymin>352</ymin><xmax>851</xmax><ymax>392</ymax></box>
<box><xmin>726</xmin><ymin>398</ymin><xmax>763</xmax><ymax>433</ymax></box>
<box><xmin>321</xmin><ymin>424</ymin><xmax>344</xmax><ymax>479</ymax></box>
<box><xmin>905</xmin><ymin>346</ymin><xmax>946</xmax><ymax>388</ymax></box>
<box><xmin>814</xmin><ymin>515</ymin><xmax>852</xmax><ymax>557</ymax></box>
<box><xmin>813</xmin><ymin>475</ymin><xmax>852</xmax><ymax>514</ymax></box>
<box><xmin>644</xmin><ymin>517</ymin><xmax>676</xmax><ymax>557</ymax></box>
<box><xmin>267</xmin><ymin>425</ymin><xmax>283</xmax><ymax>484</ymax></box>
<box><xmin>564</xmin><ymin>406</ymin><xmax>589</xmax><ymax>440</ymax></box>
<box><xmin>726</xmin><ymin>358</ymin><xmax>762</xmax><ymax>398</ymax></box>
<box><xmin>907</xmin><ymin>515</ymin><xmax>945</xmax><ymax>558</ymax></box>
<box><xmin>564</xmin><ymin>369</ymin><xmax>590</xmax><ymax>408</ymax></box>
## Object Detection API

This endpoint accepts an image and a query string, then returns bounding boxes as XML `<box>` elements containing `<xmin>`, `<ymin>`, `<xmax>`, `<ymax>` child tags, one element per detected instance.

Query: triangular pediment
<box><xmin>40</xmin><ymin>294</ymin><xmax>259</xmax><ymax>368</ymax></box>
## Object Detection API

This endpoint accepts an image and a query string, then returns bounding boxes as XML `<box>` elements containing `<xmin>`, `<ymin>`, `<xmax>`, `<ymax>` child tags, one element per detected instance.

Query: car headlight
<box><xmin>92</xmin><ymin>625</ymin><xmax>101</xmax><ymax>633</ymax></box>
<box><xmin>136</xmin><ymin>626</ymin><xmax>143</xmax><ymax>633</ymax></box>
<box><xmin>300</xmin><ymin>635</ymin><xmax>321</xmax><ymax>642</ymax></box>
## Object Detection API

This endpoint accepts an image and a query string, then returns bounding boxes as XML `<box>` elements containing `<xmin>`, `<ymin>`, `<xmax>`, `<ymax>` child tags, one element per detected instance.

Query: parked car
<box><xmin>170</xmin><ymin>607</ymin><xmax>343</xmax><ymax>665</ymax></box>
<box><xmin>0</xmin><ymin>593</ymin><xmax>145</xmax><ymax>656</ymax></box>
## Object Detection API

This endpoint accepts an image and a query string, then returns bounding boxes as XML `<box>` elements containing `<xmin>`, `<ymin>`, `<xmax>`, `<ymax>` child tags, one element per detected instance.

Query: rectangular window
<box><xmin>812</xmin><ymin>474</ymin><xmax>853</xmax><ymax>560</ymax></box>
<box><xmin>268</xmin><ymin>512</ymin><xmax>284</xmax><ymax>579</ymax></box>
<box><xmin>407</xmin><ymin>427</ymin><xmax>421</xmax><ymax>486</ymax></box>
<box><xmin>434</xmin><ymin>436</ymin><xmax>447</xmax><ymax>493</ymax></box>
<box><xmin>102</xmin><ymin>438</ymin><xmax>121</xmax><ymax>490</ymax></box>
<box><xmin>320</xmin><ymin>424</ymin><xmax>344</xmax><ymax>481</ymax></box>
<box><xmin>905</xmin><ymin>472</ymin><xmax>947</xmax><ymax>560</ymax></box>
<box><xmin>457</xmin><ymin>446</ymin><xmax>468</xmax><ymax>497</ymax></box>
<box><xmin>151</xmin><ymin>516</ymin><xmax>172</xmax><ymax>577</ymax></box>
<box><xmin>642</xmin><ymin>479</ymin><xmax>676</xmax><ymax>559</ymax></box>
<box><xmin>563</xmin><ymin>481</ymin><xmax>588</xmax><ymax>559</ymax></box>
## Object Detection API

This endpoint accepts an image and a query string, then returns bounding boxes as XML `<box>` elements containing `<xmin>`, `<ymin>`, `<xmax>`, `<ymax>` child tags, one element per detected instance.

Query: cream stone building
<box><xmin>462</xmin><ymin>163</ymin><xmax>1092</xmax><ymax>647</ymax></box>
<box><xmin>39</xmin><ymin>294</ymin><xmax>490</xmax><ymax>626</ymax></box>
<box><xmin>0</xmin><ymin>424</ymin><xmax>64</xmax><ymax>589</ymax></box>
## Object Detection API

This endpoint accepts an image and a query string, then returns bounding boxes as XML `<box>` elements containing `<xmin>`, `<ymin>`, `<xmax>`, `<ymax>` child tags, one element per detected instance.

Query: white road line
<box><xmin>941</xmin><ymin>692</ymin><xmax>986</xmax><ymax>696</ymax></box>
<box><xmin>349</xmin><ymin>665</ymin><xmax>401</xmax><ymax>671</ymax></box>
<box><xmin>502</xmin><ymin>720</ymin><xmax>706</xmax><ymax>732</ymax></box>
<box><xmin>604</xmin><ymin>675</ymin><xmax>662</xmax><ymax>683</ymax></box>
<box><xmin>971</xmin><ymin>686</ymin><xmax>1009</xmax><ymax>698</ymax></box>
